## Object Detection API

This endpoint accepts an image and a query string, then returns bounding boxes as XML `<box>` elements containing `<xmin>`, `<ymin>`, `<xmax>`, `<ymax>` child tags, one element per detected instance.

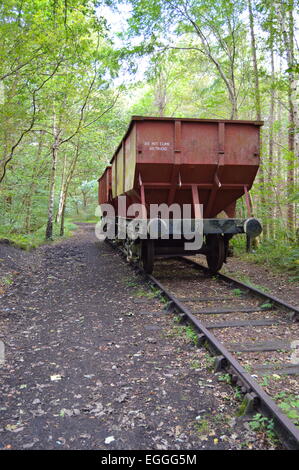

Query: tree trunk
<box><xmin>25</xmin><ymin>131</ymin><xmax>45</xmax><ymax>232</ymax></box>
<box><xmin>60</xmin><ymin>200</ymin><xmax>66</xmax><ymax>236</ymax></box>
<box><xmin>56</xmin><ymin>152</ymin><xmax>67</xmax><ymax>223</ymax></box>
<box><xmin>277</xmin><ymin>0</ymin><xmax>298</xmax><ymax>236</ymax></box>
<box><xmin>268</xmin><ymin>37</ymin><xmax>275</xmax><ymax>238</ymax></box>
<box><xmin>248</xmin><ymin>0</ymin><xmax>261</xmax><ymax>122</ymax></box>
<box><xmin>286</xmin><ymin>1</ymin><xmax>296</xmax><ymax>236</ymax></box>
<box><xmin>59</xmin><ymin>138</ymin><xmax>81</xmax><ymax>236</ymax></box>
<box><xmin>248</xmin><ymin>0</ymin><xmax>265</xmax><ymax>243</ymax></box>
<box><xmin>46</xmin><ymin>114</ymin><xmax>60</xmax><ymax>240</ymax></box>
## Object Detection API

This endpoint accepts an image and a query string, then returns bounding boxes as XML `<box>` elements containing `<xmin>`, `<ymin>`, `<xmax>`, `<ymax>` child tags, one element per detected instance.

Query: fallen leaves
<box><xmin>59</xmin><ymin>408</ymin><xmax>80</xmax><ymax>417</ymax></box>
<box><xmin>0</xmin><ymin>228</ymin><xmax>285</xmax><ymax>452</ymax></box>
<box><xmin>5</xmin><ymin>424</ymin><xmax>24</xmax><ymax>433</ymax></box>
<box><xmin>50</xmin><ymin>374</ymin><xmax>62</xmax><ymax>381</ymax></box>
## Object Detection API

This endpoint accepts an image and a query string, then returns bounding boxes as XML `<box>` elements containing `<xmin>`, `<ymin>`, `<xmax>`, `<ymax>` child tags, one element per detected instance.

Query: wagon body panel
<box><xmin>101</xmin><ymin>116</ymin><xmax>262</xmax><ymax>218</ymax></box>
<box><xmin>98</xmin><ymin>166</ymin><xmax>111</xmax><ymax>205</ymax></box>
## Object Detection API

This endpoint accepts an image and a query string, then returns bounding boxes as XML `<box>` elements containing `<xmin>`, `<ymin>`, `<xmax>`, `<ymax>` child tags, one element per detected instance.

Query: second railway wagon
<box><xmin>98</xmin><ymin>116</ymin><xmax>263</xmax><ymax>273</ymax></box>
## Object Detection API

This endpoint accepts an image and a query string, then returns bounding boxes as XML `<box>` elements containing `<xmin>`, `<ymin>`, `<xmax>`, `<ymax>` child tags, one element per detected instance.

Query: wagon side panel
<box><xmin>124</xmin><ymin>123</ymin><xmax>137</xmax><ymax>193</ymax></box>
<box><xmin>98</xmin><ymin>167</ymin><xmax>111</xmax><ymax>205</ymax></box>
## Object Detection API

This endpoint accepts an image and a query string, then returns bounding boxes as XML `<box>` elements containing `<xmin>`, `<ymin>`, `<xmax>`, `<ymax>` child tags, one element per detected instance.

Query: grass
<box><xmin>164</xmin><ymin>319</ymin><xmax>199</xmax><ymax>347</ymax></box>
<box><xmin>0</xmin><ymin>218</ymin><xmax>77</xmax><ymax>250</ymax></box>
<box><xmin>190</xmin><ymin>359</ymin><xmax>201</xmax><ymax>369</ymax></box>
<box><xmin>126</xmin><ymin>280</ymin><xmax>139</xmax><ymax>288</ymax></box>
<box><xmin>231</xmin><ymin>236</ymin><xmax>299</xmax><ymax>281</ymax></box>
<box><xmin>203</xmin><ymin>353</ymin><xmax>215</xmax><ymax>371</ymax></box>
<box><xmin>0</xmin><ymin>274</ymin><xmax>14</xmax><ymax>294</ymax></box>
<box><xmin>135</xmin><ymin>287</ymin><xmax>160</xmax><ymax>299</ymax></box>
<box><xmin>232</xmin><ymin>288</ymin><xmax>243</xmax><ymax>296</ymax></box>
<box><xmin>135</xmin><ymin>289</ymin><xmax>156</xmax><ymax>298</ymax></box>
<box><xmin>227</xmin><ymin>270</ymin><xmax>271</xmax><ymax>293</ymax></box>
<box><xmin>69</xmin><ymin>210</ymin><xmax>99</xmax><ymax>224</ymax></box>
<box><xmin>134</xmin><ymin>284</ymin><xmax>169</xmax><ymax>304</ymax></box>
<box><xmin>194</xmin><ymin>419</ymin><xmax>209</xmax><ymax>435</ymax></box>
<box><xmin>0</xmin><ymin>275</ymin><xmax>13</xmax><ymax>285</ymax></box>
<box><xmin>184</xmin><ymin>325</ymin><xmax>199</xmax><ymax>346</ymax></box>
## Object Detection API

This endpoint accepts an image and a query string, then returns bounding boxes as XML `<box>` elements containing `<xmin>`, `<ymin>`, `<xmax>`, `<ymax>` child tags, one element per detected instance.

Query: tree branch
<box><xmin>0</xmin><ymin>58</ymin><xmax>63</xmax><ymax>184</ymax></box>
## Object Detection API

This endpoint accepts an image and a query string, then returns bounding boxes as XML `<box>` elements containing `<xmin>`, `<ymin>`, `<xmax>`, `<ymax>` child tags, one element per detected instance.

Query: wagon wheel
<box><xmin>206</xmin><ymin>234</ymin><xmax>225</xmax><ymax>273</ymax></box>
<box><xmin>141</xmin><ymin>240</ymin><xmax>155</xmax><ymax>274</ymax></box>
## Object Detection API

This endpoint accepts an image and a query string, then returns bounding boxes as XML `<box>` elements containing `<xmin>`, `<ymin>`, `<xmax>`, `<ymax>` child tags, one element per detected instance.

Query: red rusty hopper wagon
<box><xmin>98</xmin><ymin>116</ymin><xmax>263</xmax><ymax>273</ymax></box>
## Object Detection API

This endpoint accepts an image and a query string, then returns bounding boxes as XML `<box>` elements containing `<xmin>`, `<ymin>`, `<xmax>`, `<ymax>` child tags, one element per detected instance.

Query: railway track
<box><xmin>107</xmin><ymin>240</ymin><xmax>299</xmax><ymax>449</ymax></box>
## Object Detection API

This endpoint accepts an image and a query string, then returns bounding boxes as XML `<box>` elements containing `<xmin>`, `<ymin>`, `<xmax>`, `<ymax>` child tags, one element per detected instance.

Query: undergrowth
<box><xmin>231</xmin><ymin>236</ymin><xmax>299</xmax><ymax>280</ymax></box>
<box><xmin>0</xmin><ymin>218</ymin><xmax>77</xmax><ymax>250</ymax></box>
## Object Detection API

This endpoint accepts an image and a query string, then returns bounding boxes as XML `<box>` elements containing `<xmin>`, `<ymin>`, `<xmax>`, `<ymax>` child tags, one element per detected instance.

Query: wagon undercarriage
<box><xmin>114</xmin><ymin>216</ymin><xmax>262</xmax><ymax>274</ymax></box>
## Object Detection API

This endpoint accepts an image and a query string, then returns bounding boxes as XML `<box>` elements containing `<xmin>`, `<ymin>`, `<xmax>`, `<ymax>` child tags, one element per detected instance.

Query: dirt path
<box><xmin>0</xmin><ymin>225</ymin><xmax>279</xmax><ymax>450</ymax></box>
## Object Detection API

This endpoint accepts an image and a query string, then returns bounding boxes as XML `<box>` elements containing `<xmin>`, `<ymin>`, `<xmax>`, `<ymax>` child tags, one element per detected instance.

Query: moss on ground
<box><xmin>0</xmin><ymin>219</ymin><xmax>78</xmax><ymax>250</ymax></box>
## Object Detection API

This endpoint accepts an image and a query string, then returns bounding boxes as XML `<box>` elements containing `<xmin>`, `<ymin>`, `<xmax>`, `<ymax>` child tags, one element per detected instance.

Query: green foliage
<box><xmin>232</xmin><ymin>288</ymin><xmax>243</xmax><ymax>296</ymax></box>
<box><xmin>194</xmin><ymin>419</ymin><xmax>209</xmax><ymax>435</ymax></box>
<box><xmin>190</xmin><ymin>359</ymin><xmax>201</xmax><ymax>369</ymax></box>
<box><xmin>0</xmin><ymin>275</ymin><xmax>13</xmax><ymax>286</ymax></box>
<box><xmin>0</xmin><ymin>0</ymin><xmax>125</xmax><ymax>240</ymax></box>
<box><xmin>248</xmin><ymin>413</ymin><xmax>277</xmax><ymax>442</ymax></box>
<box><xmin>0</xmin><ymin>219</ymin><xmax>77</xmax><ymax>250</ymax></box>
<box><xmin>202</xmin><ymin>353</ymin><xmax>216</xmax><ymax>371</ymax></box>
<box><xmin>0</xmin><ymin>0</ymin><xmax>297</xmax><ymax>268</ymax></box>
<box><xmin>261</xmin><ymin>376</ymin><xmax>270</xmax><ymax>387</ymax></box>
<box><xmin>276</xmin><ymin>394</ymin><xmax>299</xmax><ymax>425</ymax></box>
<box><xmin>260</xmin><ymin>302</ymin><xmax>273</xmax><ymax>309</ymax></box>
<box><xmin>234</xmin><ymin>387</ymin><xmax>243</xmax><ymax>401</ymax></box>
<box><xmin>217</xmin><ymin>373</ymin><xmax>232</xmax><ymax>384</ymax></box>
<box><xmin>232</xmin><ymin>236</ymin><xmax>299</xmax><ymax>278</ymax></box>
<box><xmin>184</xmin><ymin>325</ymin><xmax>198</xmax><ymax>346</ymax></box>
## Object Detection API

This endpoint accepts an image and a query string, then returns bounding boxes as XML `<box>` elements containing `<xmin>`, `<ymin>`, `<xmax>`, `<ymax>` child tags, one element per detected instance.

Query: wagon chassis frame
<box><xmin>112</xmin><ymin>214</ymin><xmax>262</xmax><ymax>273</ymax></box>
<box><xmin>116</xmin><ymin>216</ymin><xmax>256</xmax><ymax>236</ymax></box>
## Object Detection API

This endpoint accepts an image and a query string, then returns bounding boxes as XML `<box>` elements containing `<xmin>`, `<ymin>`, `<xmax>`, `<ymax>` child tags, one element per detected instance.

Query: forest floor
<box><xmin>222</xmin><ymin>256</ymin><xmax>298</xmax><ymax>308</ymax></box>
<box><xmin>0</xmin><ymin>224</ymin><xmax>290</xmax><ymax>450</ymax></box>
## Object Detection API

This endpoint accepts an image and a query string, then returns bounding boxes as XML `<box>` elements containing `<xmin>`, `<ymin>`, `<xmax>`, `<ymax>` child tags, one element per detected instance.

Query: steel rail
<box><xmin>105</xmin><ymin>241</ymin><xmax>299</xmax><ymax>449</ymax></box>
<box><xmin>146</xmin><ymin>273</ymin><xmax>299</xmax><ymax>450</ymax></box>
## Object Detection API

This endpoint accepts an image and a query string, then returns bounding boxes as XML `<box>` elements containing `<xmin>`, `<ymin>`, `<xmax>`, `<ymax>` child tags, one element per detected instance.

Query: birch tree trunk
<box><xmin>45</xmin><ymin>113</ymin><xmax>60</xmax><ymax>240</ymax></box>
<box><xmin>247</xmin><ymin>0</ymin><xmax>265</xmax><ymax>247</ymax></box>
<box><xmin>59</xmin><ymin>138</ymin><xmax>81</xmax><ymax>236</ymax></box>
<box><xmin>56</xmin><ymin>152</ymin><xmax>67</xmax><ymax>223</ymax></box>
